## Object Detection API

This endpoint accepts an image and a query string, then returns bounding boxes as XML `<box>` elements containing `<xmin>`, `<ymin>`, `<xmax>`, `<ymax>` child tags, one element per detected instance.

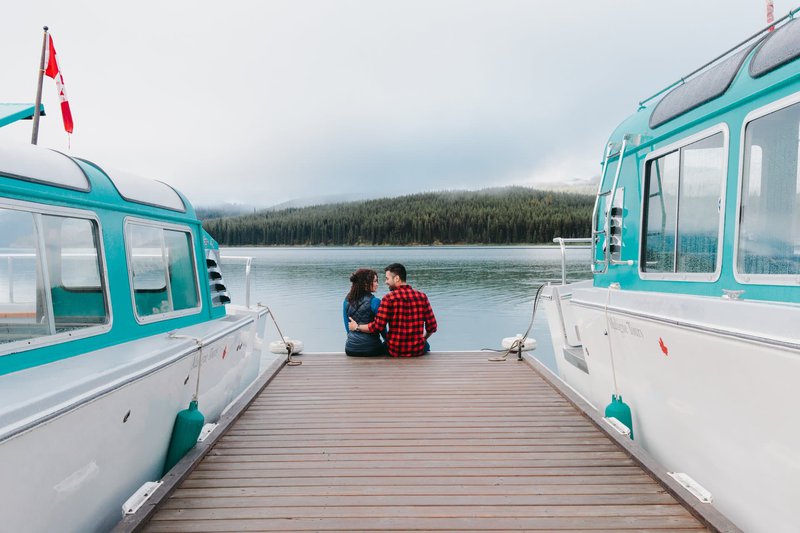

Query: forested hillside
<box><xmin>201</xmin><ymin>187</ymin><xmax>593</xmax><ymax>246</ymax></box>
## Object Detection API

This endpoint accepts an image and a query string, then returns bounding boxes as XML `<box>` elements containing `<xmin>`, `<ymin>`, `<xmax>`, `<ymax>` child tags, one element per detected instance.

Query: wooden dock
<box><xmin>130</xmin><ymin>352</ymin><xmax>738</xmax><ymax>532</ymax></box>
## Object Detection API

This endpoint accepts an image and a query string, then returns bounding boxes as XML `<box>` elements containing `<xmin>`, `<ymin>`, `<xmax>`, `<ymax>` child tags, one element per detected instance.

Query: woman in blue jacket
<box><xmin>343</xmin><ymin>268</ymin><xmax>386</xmax><ymax>356</ymax></box>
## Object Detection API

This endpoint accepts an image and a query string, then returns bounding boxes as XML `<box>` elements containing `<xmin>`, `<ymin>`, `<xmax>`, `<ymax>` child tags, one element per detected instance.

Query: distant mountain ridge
<box><xmin>201</xmin><ymin>186</ymin><xmax>593</xmax><ymax>246</ymax></box>
<box><xmin>194</xmin><ymin>181</ymin><xmax>599</xmax><ymax>220</ymax></box>
<box><xmin>267</xmin><ymin>192</ymin><xmax>376</xmax><ymax>210</ymax></box>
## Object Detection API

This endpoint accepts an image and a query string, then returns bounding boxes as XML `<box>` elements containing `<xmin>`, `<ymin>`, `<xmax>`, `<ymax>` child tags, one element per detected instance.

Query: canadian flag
<box><xmin>766</xmin><ymin>0</ymin><xmax>775</xmax><ymax>31</ymax></box>
<box><xmin>43</xmin><ymin>34</ymin><xmax>73</xmax><ymax>134</ymax></box>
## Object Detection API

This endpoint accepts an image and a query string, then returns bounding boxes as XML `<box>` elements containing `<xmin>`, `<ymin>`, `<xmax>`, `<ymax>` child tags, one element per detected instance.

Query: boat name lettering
<box><xmin>609</xmin><ymin>316</ymin><xmax>644</xmax><ymax>338</ymax></box>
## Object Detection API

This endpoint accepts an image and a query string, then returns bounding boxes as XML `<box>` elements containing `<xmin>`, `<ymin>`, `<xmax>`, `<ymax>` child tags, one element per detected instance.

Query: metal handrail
<box><xmin>603</xmin><ymin>136</ymin><xmax>628</xmax><ymax>268</ymax></box>
<box><xmin>591</xmin><ymin>143</ymin><xmax>614</xmax><ymax>274</ymax></box>
<box><xmin>219</xmin><ymin>255</ymin><xmax>253</xmax><ymax>308</ymax></box>
<box><xmin>553</xmin><ymin>237</ymin><xmax>592</xmax><ymax>285</ymax></box>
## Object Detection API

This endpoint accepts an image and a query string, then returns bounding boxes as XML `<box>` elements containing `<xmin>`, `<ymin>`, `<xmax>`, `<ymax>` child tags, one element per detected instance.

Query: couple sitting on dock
<box><xmin>343</xmin><ymin>263</ymin><xmax>437</xmax><ymax>357</ymax></box>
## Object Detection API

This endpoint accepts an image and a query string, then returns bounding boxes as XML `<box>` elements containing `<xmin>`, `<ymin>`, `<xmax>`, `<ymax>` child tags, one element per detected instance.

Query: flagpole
<box><xmin>31</xmin><ymin>26</ymin><xmax>49</xmax><ymax>145</ymax></box>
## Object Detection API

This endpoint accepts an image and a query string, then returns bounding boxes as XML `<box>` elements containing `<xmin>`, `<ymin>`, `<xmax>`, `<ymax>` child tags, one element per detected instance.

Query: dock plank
<box><xmin>142</xmin><ymin>353</ymin><xmax>714</xmax><ymax>532</ymax></box>
<box><xmin>178</xmin><ymin>473</ymin><xmax>659</xmax><ymax>489</ymax></box>
<box><xmin>170</xmin><ymin>484</ymin><xmax>669</xmax><ymax>498</ymax></box>
<box><xmin>144</xmin><ymin>516</ymin><xmax>707</xmax><ymax>532</ymax></box>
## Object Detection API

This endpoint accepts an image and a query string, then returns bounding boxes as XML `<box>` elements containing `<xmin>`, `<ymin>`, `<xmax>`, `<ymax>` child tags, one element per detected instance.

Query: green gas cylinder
<box><xmin>162</xmin><ymin>400</ymin><xmax>205</xmax><ymax>475</ymax></box>
<box><xmin>605</xmin><ymin>394</ymin><xmax>634</xmax><ymax>440</ymax></box>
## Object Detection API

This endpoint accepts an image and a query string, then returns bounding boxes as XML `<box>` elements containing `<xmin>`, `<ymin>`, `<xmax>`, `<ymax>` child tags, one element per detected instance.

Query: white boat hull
<box><xmin>0</xmin><ymin>307</ymin><xmax>270</xmax><ymax>533</ymax></box>
<box><xmin>545</xmin><ymin>284</ymin><xmax>800</xmax><ymax>533</ymax></box>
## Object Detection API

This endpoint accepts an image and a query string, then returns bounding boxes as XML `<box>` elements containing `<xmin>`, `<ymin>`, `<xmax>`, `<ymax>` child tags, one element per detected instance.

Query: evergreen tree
<box><xmin>201</xmin><ymin>187</ymin><xmax>593</xmax><ymax>246</ymax></box>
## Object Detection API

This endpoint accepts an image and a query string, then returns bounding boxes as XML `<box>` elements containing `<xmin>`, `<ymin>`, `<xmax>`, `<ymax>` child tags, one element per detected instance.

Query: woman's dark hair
<box><xmin>347</xmin><ymin>268</ymin><xmax>378</xmax><ymax>305</ymax></box>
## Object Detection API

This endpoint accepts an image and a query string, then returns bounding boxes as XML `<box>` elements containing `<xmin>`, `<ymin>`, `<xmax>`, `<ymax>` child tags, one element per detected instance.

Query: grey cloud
<box><xmin>0</xmin><ymin>0</ymin><xmax>782</xmax><ymax>207</ymax></box>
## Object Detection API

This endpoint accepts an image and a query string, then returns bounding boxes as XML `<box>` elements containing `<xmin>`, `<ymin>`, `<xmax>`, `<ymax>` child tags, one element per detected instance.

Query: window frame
<box><xmin>55</xmin><ymin>217</ymin><xmax>105</xmax><ymax>292</ymax></box>
<box><xmin>124</xmin><ymin>217</ymin><xmax>202</xmax><ymax>324</ymax></box>
<box><xmin>0</xmin><ymin>198</ymin><xmax>112</xmax><ymax>357</ymax></box>
<box><xmin>638</xmin><ymin>123</ymin><xmax>729</xmax><ymax>282</ymax></box>
<box><xmin>734</xmin><ymin>90</ymin><xmax>800</xmax><ymax>285</ymax></box>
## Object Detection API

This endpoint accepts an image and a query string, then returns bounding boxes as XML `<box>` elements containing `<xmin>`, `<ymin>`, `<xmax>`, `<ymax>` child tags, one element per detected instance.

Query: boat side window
<box><xmin>164</xmin><ymin>229</ymin><xmax>199</xmax><ymax>311</ymax></box>
<box><xmin>737</xmin><ymin>102</ymin><xmax>800</xmax><ymax>279</ymax></box>
<box><xmin>56</xmin><ymin>217</ymin><xmax>103</xmax><ymax>290</ymax></box>
<box><xmin>642</xmin><ymin>152</ymin><xmax>679</xmax><ymax>272</ymax></box>
<box><xmin>641</xmin><ymin>132</ymin><xmax>725</xmax><ymax>276</ymax></box>
<box><xmin>0</xmin><ymin>206</ymin><xmax>109</xmax><ymax>347</ymax></box>
<box><xmin>127</xmin><ymin>222</ymin><xmax>200</xmax><ymax>321</ymax></box>
<box><xmin>42</xmin><ymin>215</ymin><xmax>108</xmax><ymax>330</ymax></box>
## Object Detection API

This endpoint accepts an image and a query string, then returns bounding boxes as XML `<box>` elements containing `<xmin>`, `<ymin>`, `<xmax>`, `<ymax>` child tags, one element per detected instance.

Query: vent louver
<box><xmin>205</xmin><ymin>252</ymin><xmax>231</xmax><ymax>306</ymax></box>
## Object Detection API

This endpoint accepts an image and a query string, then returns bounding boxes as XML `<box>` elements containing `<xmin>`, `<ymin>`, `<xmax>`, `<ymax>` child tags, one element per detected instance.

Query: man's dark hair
<box><xmin>385</xmin><ymin>263</ymin><xmax>407</xmax><ymax>282</ymax></box>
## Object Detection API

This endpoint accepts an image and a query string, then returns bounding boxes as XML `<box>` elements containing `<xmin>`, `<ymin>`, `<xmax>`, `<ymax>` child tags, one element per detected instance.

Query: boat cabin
<box><xmin>0</xmin><ymin>142</ymin><xmax>229</xmax><ymax>376</ymax></box>
<box><xmin>593</xmin><ymin>13</ymin><xmax>800</xmax><ymax>303</ymax></box>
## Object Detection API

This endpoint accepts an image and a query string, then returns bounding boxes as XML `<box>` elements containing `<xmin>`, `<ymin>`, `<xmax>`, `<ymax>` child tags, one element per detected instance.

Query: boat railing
<box><xmin>553</xmin><ymin>237</ymin><xmax>592</xmax><ymax>285</ymax></box>
<box><xmin>219</xmin><ymin>255</ymin><xmax>253</xmax><ymax>308</ymax></box>
<box><xmin>638</xmin><ymin>6</ymin><xmax>800</xmax><ymax>109</ymax></box>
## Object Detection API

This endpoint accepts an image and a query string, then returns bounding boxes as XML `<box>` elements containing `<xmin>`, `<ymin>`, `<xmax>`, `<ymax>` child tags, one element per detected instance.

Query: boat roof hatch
<box><xmin>0</xmin><ymin>142</ymin><xmax>90</xmax><ymax>191</ymax></box>
<box><xmin>750</xmin><ymin>17</ymin><xmax>800</xmax><ymax>77</ymax></box>
<box><xmin>649</xmin><ymin>43</ymin><xmax>757</xmax><ymax>129</ymax></box>
<box><xmin>0</xmin><ymin>103</ymin><xmax>44</xmax><ymax>128</ymax></box>
<box><xmin>90</xmin><ymin>163</ymin><xmax>186</xmax><ymax>212</ymax></box>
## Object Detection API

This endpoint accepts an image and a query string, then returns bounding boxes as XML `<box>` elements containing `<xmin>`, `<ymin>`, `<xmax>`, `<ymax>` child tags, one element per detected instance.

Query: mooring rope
<box><xmin>603</xmin><ymin>284</ymin><xmax>620</xmax><ymax>396</ymax></box>
<box><xmin>259</xmin><ymin>304</ymin><xmax>302</xmax><ymax>366</ymax></box>
<box><xmin>167</xmin><ymin>332</ymin><xmax>205</xmax><ymax>399</ymax></box>
<box><xmin>487</xmin><ymin>283</ymin><xmax>545</xmax><ymax>362</ymax></box>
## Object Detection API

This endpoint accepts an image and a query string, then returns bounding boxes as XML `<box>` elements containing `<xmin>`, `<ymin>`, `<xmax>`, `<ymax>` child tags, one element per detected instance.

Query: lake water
<box><xmin>219</xmin><ymin>246</ymin><xmax>592</xmax><ymax>370</ymax></box>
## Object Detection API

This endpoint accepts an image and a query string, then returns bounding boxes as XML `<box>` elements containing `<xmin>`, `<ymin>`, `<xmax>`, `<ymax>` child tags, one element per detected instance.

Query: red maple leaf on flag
<box><xmin>44</xmin><ymin>34</ymin><xmax>73</xmax><ymax>134</ymax></box>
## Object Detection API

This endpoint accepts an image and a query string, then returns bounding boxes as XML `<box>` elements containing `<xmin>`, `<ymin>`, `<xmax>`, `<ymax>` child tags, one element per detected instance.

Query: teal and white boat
<box><xmin>544</xmin><ymin>9</ymin><xmax>800</xmax><ymax>533</ymax></box>
<box><xmin>0</xmin><ymin>138</ymin><xmax>275</xmax><ymax>532</ymax></box>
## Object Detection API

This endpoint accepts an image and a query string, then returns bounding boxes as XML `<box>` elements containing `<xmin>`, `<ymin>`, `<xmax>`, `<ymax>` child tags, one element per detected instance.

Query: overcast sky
<box><xmin>0</xmin><ymin>1</ymin><xmax>789</xmax><ymax>207</ymax></box>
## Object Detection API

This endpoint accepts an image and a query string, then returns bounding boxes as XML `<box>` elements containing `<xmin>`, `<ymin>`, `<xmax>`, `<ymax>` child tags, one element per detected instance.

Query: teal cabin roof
<box><xmin>0</xmin><ymin>103</ymin><xmax>45</xmax><ymax>128</ymax></box>
<box><xmin>0</xmin><ymin>141</ymin><xmax>196</xmax><ymax>221</ymax></box>
<box><xmin>606</xmin><ymin>11</ymin><xmax>800</xmax><ymax>151</ymax></box>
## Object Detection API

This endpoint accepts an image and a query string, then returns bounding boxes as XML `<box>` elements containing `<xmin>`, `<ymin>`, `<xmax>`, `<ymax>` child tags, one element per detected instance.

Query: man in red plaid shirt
<box><xmin>348</xmin><ymin>263</ymin><xmax>437</xmax><ymax>357</ymax></box>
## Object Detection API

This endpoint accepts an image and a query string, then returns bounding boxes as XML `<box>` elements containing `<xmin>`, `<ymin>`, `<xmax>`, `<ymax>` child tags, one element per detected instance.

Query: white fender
<box><xmin>501</xmin><ymin>334</ymin><xmax>536</xmax><ymax>352</ymax></box>
<box><xmin>269</xmin><ymin>336</ymin><xmax>304</xmax><ymax>355</ymax></box>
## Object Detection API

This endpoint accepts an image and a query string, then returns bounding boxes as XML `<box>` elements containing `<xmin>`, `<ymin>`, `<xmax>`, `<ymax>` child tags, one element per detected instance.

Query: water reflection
<box><xmin>220</xmin><ymin>246</ymin><xmax>591</xmax><ymax>369</ymax></box>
